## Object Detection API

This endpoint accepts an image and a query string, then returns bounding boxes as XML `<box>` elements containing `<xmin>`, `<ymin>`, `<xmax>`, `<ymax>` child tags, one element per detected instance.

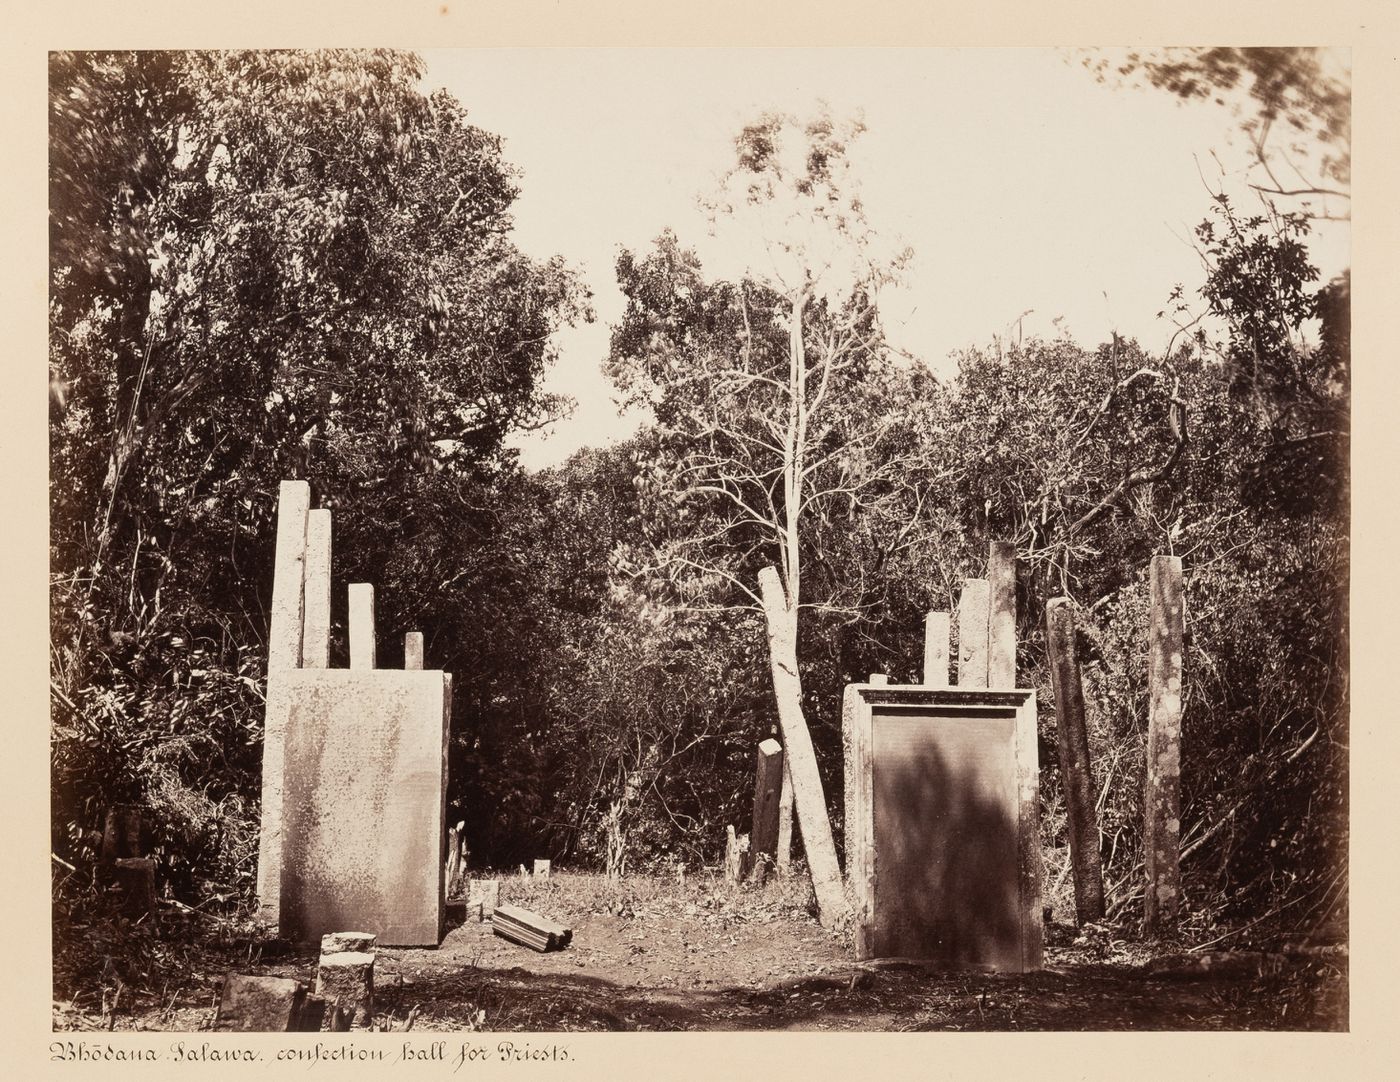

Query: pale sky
<box><xmin>421</xmin><ymin>48</ymin><xmax>1350</xmax><ymax>469</ymax></box>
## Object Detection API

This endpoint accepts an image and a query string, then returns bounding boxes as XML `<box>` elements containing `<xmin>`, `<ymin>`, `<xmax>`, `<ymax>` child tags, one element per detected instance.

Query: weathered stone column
<box><xmin>923</xmin><ymin>611</ymin><xmax>950</xmax><ymax>686</ymax></box>
<box><xmin>267</xmin><ymin>480</ymin><xmax>310</xmax><ymax>673</ymax></box>
<box><xmin>302</xmin><ymin>509</ymin><xmax>332</xmax><ymax>669</ymax></box>
<box><xmin>348</xmin><ymin>583</ymin><xmax>376</xmax><ymax>670</ymax></box>
<box><xmin>1144</xmin><ymin>555</ymin><xmax>1185</xmax><ymax>935</ymax></box>
<box><xmin>257</xmin><ymin>479</ymin><xmax>309</xmax><ymax>924</ymax></box>
<box><xmin>750</xmin><ymin>738</ymin><xmax>785</xmax><ymax>884</ymax></box>
<box><xmin>1045</xmin><ymin>597</ymin><xmax>1105</xmax><ymax>924</ymax></box>
<box><xmin>404</xmin><ymin>631</ymin><xmax>424</xmax><ymax>670</ymax></box>
<box><xmin>956</xmin><ymin>579</ymin><xmax>990</xmax><ymax>688</ymax></box>
<box><xmin>988</xmin><ymin>541</ymin><xmax>1017</xmax><ymax>687</ymax></box>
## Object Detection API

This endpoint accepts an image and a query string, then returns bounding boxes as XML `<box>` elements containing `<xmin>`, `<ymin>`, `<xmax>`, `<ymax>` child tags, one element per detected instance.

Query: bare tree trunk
<box><xmin>758</xmin><ymin>566</ymin><xmax>849</xmax><ymax>928</ymax></box>
<box><xmin>776</xmin><ymin>759</ymin><xmax>794</xmax><ymax>872</ymax></box>
<box><xmin>773</xmin><ymin>288</ymin><xmax>809</xmax><ymax>876</ymax></box>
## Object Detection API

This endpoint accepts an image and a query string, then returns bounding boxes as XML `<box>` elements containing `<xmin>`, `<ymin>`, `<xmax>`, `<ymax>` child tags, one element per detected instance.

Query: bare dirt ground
<box><xmin>53</xmin><ymin>872</ymin><xmax>1347</xmax><ymax>1032</ymax></box>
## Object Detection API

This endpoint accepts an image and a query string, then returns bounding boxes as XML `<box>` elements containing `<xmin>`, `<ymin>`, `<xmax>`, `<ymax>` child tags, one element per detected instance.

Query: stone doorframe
<box><xmin>842</xmin><ymin>684</ymin><xmax>1042</xmax><ymax>971</ymax></box>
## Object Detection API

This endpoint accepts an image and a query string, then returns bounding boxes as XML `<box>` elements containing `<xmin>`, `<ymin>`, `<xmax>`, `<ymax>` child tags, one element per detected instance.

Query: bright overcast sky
<box><xmin>421</xmin><ymin>48</ymin><xmax>1350</xmax><ymax>469</ymax></box>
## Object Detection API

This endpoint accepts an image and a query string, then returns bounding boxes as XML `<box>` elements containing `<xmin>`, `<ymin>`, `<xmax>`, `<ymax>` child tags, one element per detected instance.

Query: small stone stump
<box><xmin>315</xmin><ymin>936</ymin><xmax>375</xmax><ymax>1027</ymax></box>
<box><xmin>533</xmin><ymin>859</ymin><xmax>551</xmax><ymax>880</ymax></box>
<box><xmin>112</xmin><ymin>857</ymin><xmax>156</xmax><ymax>918</ymax></box>
<box><xmin>469</xmin><ymin>879</ymin><xmax>500</xmax><ymax>920</ymax></box>
<box><xmin>723</xmin><ymin>825</ymin><xmax>751</xmax><ymax>884</ymax></box>
<box><xmin>321</xmin><ymin>931</ymin><xmax>377</xmax><ymax>954</ymax></box>
<box><xmin>214</xmin><ymin>974</ymin><xmax>307</xmax><ymax>1032</ymax></box>
<box><xmin>294</xmin><ymin>995</ymin><xmax>351</xmax><ymax>1032</ymax></box>
<box><xmin>101</xmin><ymin>805</ymin><xmax>143</xmax><ymax>863</ymax></box>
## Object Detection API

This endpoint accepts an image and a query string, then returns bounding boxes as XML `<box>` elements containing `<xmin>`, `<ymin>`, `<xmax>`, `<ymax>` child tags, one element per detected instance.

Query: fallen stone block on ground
<box><xmin>213</xmin><ymin>974</ymin><xmax>307</xmax><ymax>1032</ymax></box>
<box><xmin>492</xmin><ymin>903</ymin><xmax>572</xmax><ymax>952</ymax></box>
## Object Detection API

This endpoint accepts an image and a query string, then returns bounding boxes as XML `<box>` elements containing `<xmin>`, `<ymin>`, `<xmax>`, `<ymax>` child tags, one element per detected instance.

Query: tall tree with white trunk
<box><xmin>607</xmin><ymin>110</ymin><xmax>924</xmax><ymax>925</ymax></box>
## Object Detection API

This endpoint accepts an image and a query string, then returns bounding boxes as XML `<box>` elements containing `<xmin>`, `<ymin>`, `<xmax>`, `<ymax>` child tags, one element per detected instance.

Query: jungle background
<box><xmin>48</xmin><ymin>48</ymin><xmax>1348</xmax><ymax>1011</ymax></box>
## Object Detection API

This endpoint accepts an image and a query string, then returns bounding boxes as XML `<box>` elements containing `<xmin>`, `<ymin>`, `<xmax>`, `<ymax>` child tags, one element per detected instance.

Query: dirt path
<box><xmin>54</xmin><ymin>873</ymin><xmax>1347</xmax><ymax>1032</ymax></box>
<box><xmin>363</xmin><ymin>906</ymin><xmax>1345</xmax><ymax>1032</ymax></box>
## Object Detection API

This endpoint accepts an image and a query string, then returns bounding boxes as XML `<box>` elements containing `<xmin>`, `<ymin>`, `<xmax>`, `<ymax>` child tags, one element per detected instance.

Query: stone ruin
<box><xmin>842</xmin><ymin>546</ymin><xmax>1044</xmax><ymax>972</ymax></box>
<box><xmin>256</xmin><ymin>481</ymin><xmax>451</xmax><ymax>947</ymax></box>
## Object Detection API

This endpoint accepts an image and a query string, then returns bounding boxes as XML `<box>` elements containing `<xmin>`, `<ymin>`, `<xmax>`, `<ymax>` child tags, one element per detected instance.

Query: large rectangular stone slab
<box><xmin>846</xmin><ymin>685</ymin><xmax>1040</xmax><ymax>972</ymax></box>
<box><xmin>279</xmin><ymin>669</ymin><xmax>451</xmax><ymax>946</ymax></box>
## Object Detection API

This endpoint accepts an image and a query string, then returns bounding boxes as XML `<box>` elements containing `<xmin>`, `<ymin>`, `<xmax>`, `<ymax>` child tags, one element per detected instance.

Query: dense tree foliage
<box><xmin>51</xmin><ymin>53</ymin><xmax>1346</xmax><ymax>951</ymax></box>
<box><xmin>49</xmin><ymin>50</ymin><xmax>587</xmax><ymax>895</ymax></box>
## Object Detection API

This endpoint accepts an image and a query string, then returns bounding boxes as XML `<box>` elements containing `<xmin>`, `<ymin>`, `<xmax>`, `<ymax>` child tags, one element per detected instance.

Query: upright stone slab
<box><xmin>869</xmin><ymin>673</ymin><xmax>888</xmax><ymax>685</ymax></box>
<box><xmin>404</xmin><ymin>631</ymin><xmax>425</xmax><ymax>670</ymax></box>
<box><xmin>749</xmin><ymin>739</ymin><xmax>785</xmax><ymax>883</ymax></box>
<box><xmin>256</xmin><ymin>480</ymin><xmax>310</xmax><ymax>924</ymax></box>
<box><xmin>279</xmin><ymin>669</ymin><xmax>451</xmax><ymax>946</ymax></box>
<box><xmin>923</xmin><ymin>611</ymin><xmax>951</xmax><ymax>687</ymax></box>
<box><xmin>348</xmin><ymin>583</ymin><xmax>376</xmax><ymax>670</ymax></box>
<box><xmin>988</xmin><ymin>542</ymin><xmax>1017</xmax><ymax>687</ymax></box>
<box><xmin>1145</xmin><ymin>555</ymin><xmax>1185</xmax><ymax>934</ymax></box>
<box><xmin>533</xmin><ymin>859</ymin><xmax>551</xmax><ymax>880</ymax></box>
<box><xmin>302</xmin><ymin>510</ymin><xmax>333</xmax><ymax>669</ymax></box>
<box><xmin>957</xmin><ymin>579</ymin><xmax>991</xmax><ymax>688</ymax></box>
<box><xmin>846</xmin><ymin>684</ymin><xmax>1041</xmax><ymax>972</ymax></box>
<box><xmin>267</xmin><ymin>480</ymin><xmax>311</xmax><ymax>673</ymax></box>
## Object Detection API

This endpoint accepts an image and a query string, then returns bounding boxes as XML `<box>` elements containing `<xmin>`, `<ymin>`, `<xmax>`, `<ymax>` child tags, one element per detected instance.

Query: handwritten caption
<box><xmin>50</xmin><ymin>1039</ymin><xmax>572</xmax><ymax>1069</ymax></box>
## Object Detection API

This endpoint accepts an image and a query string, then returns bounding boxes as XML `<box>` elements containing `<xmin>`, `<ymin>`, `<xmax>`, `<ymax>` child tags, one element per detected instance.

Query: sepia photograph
<box><xmin>44</xmin><ymin>32</ymin><xmax>1360</xmax><ymax>1047</ymax></box>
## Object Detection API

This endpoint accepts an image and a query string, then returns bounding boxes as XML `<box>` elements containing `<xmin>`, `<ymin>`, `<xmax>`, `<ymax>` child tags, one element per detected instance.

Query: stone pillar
<box><xmin>257</xmin><ymin>479</ymin><xmax>309</xmax><ymax>924</ymax></box>
<box><xmin>348</xmin><ymin>584</ymin><xmax>376</xmax><ymax>670</ymax></box>
<box><xmin>267</xmin><ymin>481</ymin><xmax>310</xmax><ymax>673</ymax></box>
<box><xmin>868</xmin><ymin>673</ymin><xmax>888</xmax><ymax>685</ymax></box>
<box><xmin>956</xmin><ymin>579</ymin><xmax>990</xmax><ymax>688</ymax></box>
<box><xmin>315</xmin><ymin>950</ymin><xmax>374</xmax><ymax>1027</ymax></box>
<box><xmin>302</xmin><ymin>510</ymin><xmax>332</xmax><ymax>669</ymax></box>
<box><xmin>750</xmin><ymin>739</ymin><xmax>785</xmax><ymax>884</ymax></box>
<box><xmin>1144</xmin><ymin>555</ymin><xmax>1185</xmax><ymax>935</ymax></box>
<box><xmin>988</xmin><ymin>541</ymin><xmax>1017</xmax><ymax>687</ymax></box>
<box><xmin>923</xmin><ymin>611</ymin><xmax>950</xmax><ymax>687</ymax></box>
<box><xmin>1045</xmin><ymin>598</ymin><xmax>1105</xmax><ymax>924</ymax></box>
<box><xmin>404</xmin><ymin>631</ymin><xmax>425</xmax><ymax>670</ymax></box>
